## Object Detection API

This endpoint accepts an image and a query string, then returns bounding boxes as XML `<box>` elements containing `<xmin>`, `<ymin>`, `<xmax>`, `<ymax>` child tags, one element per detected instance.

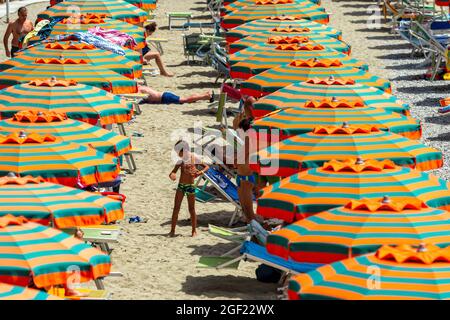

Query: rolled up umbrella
<box><xmin>221</xmin><ymin>3</ymin><xmax>329</xmax><ymax>29</ymax></box>
<box><xmin>229</xmin><ymin>32</ymin><xmax>350</xmax><ymax>54</ymax></box>
<box><xmin>240</xmin><ymin>59</ymin><xmax>391</xmax><ymax>97</ymax></box>
<box><xmin>251</xmin><ymin>125</ymin><xmax>440</xmax><ymax>178</ymax></box>
<box><xmin>0</xmin><ymin>58</ymin><xmax>138</xmax><ymax>94</ymax></box>
<box><xmin>230</xmin><ymin>45</ymin><xmax>367</xmax><ymax>79</ymax></box>
<box><xmin>253</xmin><ymin>78</ymin><xmax>409</xmax><ymax>117</ymax></box>
<box><xmin>0</xmin><ymin>283</ymin><xmax>62</xmax><ymax>300</ymax></box>
<box><xmin>0</xmin><ymin>110</ymin><xmax>131</xmax><ymax>157</ymax></box>
<box><xmin>222</xmin><ymin>0</ymin><xmax>323</xmax><ymax>16</ymax></box>
<box><xmin>0</xmin><ymin>79</ymin><xmax>133</xmax><ymax>125</ymax></box>
<box><xmin>288</xmin><ymin>244</ymin><xmax>450</xmax><ymax>300</ymax></box>
<box><xmin>1</xmin><ymin>41</ymin><xmax>142</xmax><ymax>79</ymax></box>
<box><xmin>266</xmin><ymin>197</ymin><xmax>450</xmax><ymax>264</ymax></box>
<box><xmin>50</xmin><ymin>15</ymin><xmax>145</xmax><ymax>50</ymax></box>
<box><xmin>251</xmin><ymin>99</ymin><xmax>421</xmax><ymax>140</ymax></box>
<box><xmin>226</xmin><ymin>17</ymin><xmax>342</xmax><ymax>43</ymax></box>
<box><xmin>0</xmin><ymin>214</ymin><xmax>111</xmax><ymax>288</ymax></box>
<box><xmin>0</xmin><ymin>174</ymin><xmax>124</xmax><ymax>228</ymax></box>
<box><xmin>256</xmin><ymin>158</ymin><xmax>448</xmax><ymax>222</ymax></box>
<box><xmin>37</xmin><ymin>0</ymin><xmax>148</xmax><ymax>25</ymax></box>
<box><xmin>0</xmin><ymin>132</ymin><xmax>119</xmax><ymax>188</ymax></box>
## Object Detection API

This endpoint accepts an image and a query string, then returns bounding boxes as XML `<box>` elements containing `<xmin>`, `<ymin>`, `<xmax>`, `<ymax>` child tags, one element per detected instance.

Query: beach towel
<box><xmin>88</xmin><ymin>27</ymin><xmax>138</xmax><ymax>49</ymax></box>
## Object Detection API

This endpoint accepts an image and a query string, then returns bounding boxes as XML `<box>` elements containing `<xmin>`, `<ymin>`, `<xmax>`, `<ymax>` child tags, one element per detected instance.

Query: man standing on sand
<box><xmin>3</xmin><ymin>7</ymin><xmax>34</xmax><ymax>58</ymax></box>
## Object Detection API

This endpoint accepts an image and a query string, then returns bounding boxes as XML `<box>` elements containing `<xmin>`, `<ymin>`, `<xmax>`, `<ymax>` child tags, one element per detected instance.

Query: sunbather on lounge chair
<box><xmin>143</xmin><ymin>22</ymin><xmax>173</xmax><ymax>77</ymax></box>
<box><xmin>169</xmin><ymin>140</ymin><xmax>210</xmax><ymax>237</ymax></box>
<box><xmin>138</xmin><ymin>85</ymin><xmax>214</xmax><ymax>105</ymax></box>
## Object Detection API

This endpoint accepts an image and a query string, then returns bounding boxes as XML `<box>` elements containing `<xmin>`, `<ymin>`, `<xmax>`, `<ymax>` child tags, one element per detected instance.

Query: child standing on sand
<box><xmin>169</xmin><ymin>140</ymin><xmax>209</xmax><ymax>237</ymax></box>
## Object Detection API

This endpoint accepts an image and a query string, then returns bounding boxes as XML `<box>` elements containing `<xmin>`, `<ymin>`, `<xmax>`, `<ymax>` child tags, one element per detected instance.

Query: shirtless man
<box><xmin>3</xmin><ymin>7</ymin><xmax>34</xmax><ymax>58</ymax></box>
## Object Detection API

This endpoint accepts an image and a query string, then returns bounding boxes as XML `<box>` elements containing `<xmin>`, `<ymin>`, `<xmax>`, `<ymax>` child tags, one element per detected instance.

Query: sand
<box><xmin>0</xmin><ymin>0</ymin><xmax>448</xmax><ymax>300</ymax></box>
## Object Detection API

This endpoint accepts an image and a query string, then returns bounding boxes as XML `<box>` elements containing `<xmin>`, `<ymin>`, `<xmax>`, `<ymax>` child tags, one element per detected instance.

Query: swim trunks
<box><xmin>177</xmin><ymin>183</ymin><xmax>196</xmax><ymax>195</ymax></box>
<box><xmin>236</xmin><ymin>174</ymin><xmax>256</xmax><ymax>187</ymax></box>
<box><xmin>11</xmin><ymin>46</ymin><xmax>20</xmax><ymax>57</ymax></box>
<box><xmin>161</xmin><ymin>91</ymin><xmax>181</xmax><ymax>104</ymax></box>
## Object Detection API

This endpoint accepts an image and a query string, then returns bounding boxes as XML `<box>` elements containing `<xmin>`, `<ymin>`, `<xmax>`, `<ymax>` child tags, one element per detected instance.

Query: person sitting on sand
<box><xmin>138</xmin><ymin>85</ymin><xmax>214</xmax><ymax>105</ymax></box>
<box><xmin>169</xmin><ymin>140</ymin><xmax>209</xmax><ymax>237</ymax></box>
<box><xmin>142</xmin><ymin>22</ymin><xmax>173</xmax><ymax>77</ymax></box>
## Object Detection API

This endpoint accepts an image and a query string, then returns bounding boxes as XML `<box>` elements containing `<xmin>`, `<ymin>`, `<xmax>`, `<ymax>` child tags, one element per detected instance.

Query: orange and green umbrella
<box><xmin>226</xmin><ymin>17</ymin><xmax>343</xmax><ymax>43</ymax></box>
<box><xmin>256</xmin><ymin>158</ymin><xmax>449</xmax><ymax>222</ymax></box>
<box><xmin>0</xmin><ymin>214</ymin><xmax>111</xmax><ymax>288</ymax></box>
<box><xmin>229</xmin><ymin>33</ymin><xmax>351</xmax><ymax>54</ymax></box>
<box><xmin>0</xmin><ymin>79</ymin><xmax>133</xmax><ymax>126</ymax></box>
<box><xmin>0</xmin><ymin>58</ymin><xmax>137</xmax><ymax>94</ymax></box>
<box><xmin>230</xmin><ymin>46</ymin><xmax>367</xmax><ymax>80</ymax></box>
<box><xmin>0</xmin><ymin>174</ymin><xmax>124</xmax><ymax>228</ymax></box>
<box><xmin>0</xmin><ymin>283</ymin><xmax>62</xmax><ymax>300</ymax></box>
<box><xmin>221</xmin><ymin>0</ymin><xmax>322</xmax><ymax>16</ymax></box>
<box><xmin>240</xmin><ymin>59</ymin><xmax>391</xmax><ymax>97</ymax></box>
<box><xmin>0</xmin><ymin>111</ymin><xmax>131</xmax><ymax>157</ymax></box>
<box><xmin>253</xmin><ymin>78</ymin><xmax>409</xmax><ymax>117</ymax></box>
<box><xmin>221</xmin><ymin>3</ymin><xmax>330</xmax><ymax>29</ymax></box>
<box><xmin>0</xmin><ymin>132</ymin><xmax>119</xmax><ymax>188</ymax></box>
<box><xmin>50</xmin><ymin>15</ymin><xmax>145</xmax><ymax>50</ymax></box>
<box><xmin>251</xmin><ymin>100</ymin><xmax>421</xmax><ymax>140</ymax></box>
<box><xmin>251</xmin><ymin>125</ymin><xmax>440</xmax><ymax>177</ymax></box>
<box><xmin>266</xmin><ymin>198</ymin><xmax>450</xmax><ymax>264</ymax></box>
<box><xmin>1</xmin><ymin>41</ymin><xmax>142</xmax><ymax>79</ymax></box>
<box><xmin>288</xmin><ymin>244</ymin><xmax>450</xmax><ymax>300</ymax></box>
<box><xmin>37</xmin><ymin>0</ymin><xmax>148</xmax><ymax>25</ymax></box>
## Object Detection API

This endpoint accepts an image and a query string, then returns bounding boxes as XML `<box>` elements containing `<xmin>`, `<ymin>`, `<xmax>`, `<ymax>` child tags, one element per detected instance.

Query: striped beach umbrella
<box><xmin>0</xmin><ymin>58</ymin><xmax>137</xmax><ymax>94</ymax></box>
<box><xmin>256</xmin><ymin>158</ymin><xmax>449</xmax><ymax>222</ymax></box>
<box><xmin>0</xmin><ymin>283</ymin><xmax>62</xmax><ymax>300</ymax></box>
<box><xmin>230</xmin><ymin>46</ymin><xmax>367</xmax><ymax>79</ymax></box>
<box><xmin>221</xmin><ymin>0</ymin><xmax>322</xmax><ymax>16</ymax></box>
<box><xmin>226</xmin><ymin>17</ymin><xmax>343</xmax><ymax>43</ymax></box>
<box><xmin>0</xmin><ymin>111</ymin><xmax>131</xmax><ymax>157</ymax></box>
<box><xmin>251</xmin><ymin>126</ymin><xmax>440</xmax><ymax>177</ymax></box>
<box><xmin>0</xmin><ymin>79</ymin><xmax>132</xmax><ymax>125</ymax></box>
<box><xmin>1</xmin><ymin>41</ymin><xmax>142</xmax><ymax>79</ymax></box>
<box><xmin>0</xmin><ymin>214</ymin><xmax>111</xmax><ymax>288</ymax></box>
<box><xmin>50</xmin><ymin>15</ymin><xmax>145</xmax><ymax>50</ymax></box>
<box><xmin>253</xmin><ymin>78</ymin><xmax>409</xmax><ymax>117</ymax></box>
<box><xmin>229</xmin><ymin>33</ymin><xmax>351</xmax><ymax>54</ymax></box>
<box><xmin>221</xmin><ymin>3</ymin><xmax>330</xmax><ymax>29</ymax></box>
<box><xmin>240</xmin><ymin>59</ymin><xmax>391</xmax><ymax>97</ymax></box>
<box><xmin>251</xmin><ymin>101</ymin><xmax>421</xmax><ymax>140</ymax></box>
<box><xmin>37</xmin><ymin>0</ymin><xmax>148</xmax><ymax>25</ymax></box>
<box><xmin>122</xmin><ymin>0</ymin><xmax>157</xmax><ymax>10</ymax></box>
<box><xmin>0</xmin><ymin>132</ymin><xmax>119</xmax><ymax>188</ymax></box>
<box><xmin>0</xmin><ymin>174</ymin><xmax>124</xmax><ymax>228</ymax></box>
<box><xmin>288</xmin><ymin>244</ymin><xmax>450</xmax><ymax>300</ymax></box>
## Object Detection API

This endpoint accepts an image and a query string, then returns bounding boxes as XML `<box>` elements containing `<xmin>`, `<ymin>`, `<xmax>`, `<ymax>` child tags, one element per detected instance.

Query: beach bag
<box><xmin>255</xmin><ymin>264</ymin><xmax>282</xmax><ymax>283</ymax></box>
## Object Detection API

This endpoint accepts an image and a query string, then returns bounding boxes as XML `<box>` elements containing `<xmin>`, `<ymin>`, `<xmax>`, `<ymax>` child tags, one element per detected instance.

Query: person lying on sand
<box><xmin>169</xmin><ymin>140</ymin><xmax>209</xmax><ymax>237</ymax></box>
<box><xmin>142</xmin><ymin>22</ymin><xmax>174</xmax><ymax>77</ymax></box>
<box><xmin>138</xmin><ymin>85</ymin><xmax>214</xmax><ymax>105</ymax></box>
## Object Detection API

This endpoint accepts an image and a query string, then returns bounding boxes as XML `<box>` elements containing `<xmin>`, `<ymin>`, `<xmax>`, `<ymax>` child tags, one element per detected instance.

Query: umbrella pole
<box><xmin>6</xmin><ymin>0</ymin><xmax>9</xmax><ymax>23</ymax></box>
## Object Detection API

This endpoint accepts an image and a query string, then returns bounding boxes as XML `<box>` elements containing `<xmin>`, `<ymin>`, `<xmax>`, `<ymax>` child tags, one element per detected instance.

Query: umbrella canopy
<box><xmin>253</xmin><ymin>78</ymin><xmax>409</xmax><ymax>117</ymax></box>
<box><xmin>229</xmin><ymin>32</ymin><xmax>351</xmax><ymax>54</ymax></box>
<box><xmin>266</xmin><ymin>197</ymin><xmax>450</xmax><ymax>264</ymax></box>
<box><xmin>123</xmin><ymin>0</ymin><xmax>157</xmax><ymax>10</ymax></box>
<box><xmin>251</xmin><ymin>125</ymin><xmax>439</xmax><ymax>177</ymax></box>
<box><xmin>0</xmin><ymin>132</ymin><xmax>119</xmax><ymax>188</ymax></box>
<box><xmin>0</xmin><ymin>283</ymin><xmax>62</xmax><ymax>300</ymax></box>
<box><xmin>50</xmin><ymin>15</ymin><xmax>145</xmax><ymax>50</ymax></box>
<box><xmin>256</xmin><ymin>158</ymin><xmax>449</xmax><ymax>222</ymax></box>
<box><xmin>0</xmin><ymin>79</ymin><xmax>132</xmax><ymax>125</ymax></box>
<box><xmin>0</xmin><ymin>174</ymin><xmax>123</xmax><ymax>228</ymax></box>
<box><xmin>0</xmin><ymin>41</ymin><xmax>142</xmax><ymax>79</ymax></box>
<box><xmin>251</xmin><ymin>100</ymin><xmax>421</xmax><ymax>140</ymax></box>
<box><xmin>222</xmin><ymin>0</ymin><xmax>322</xmax><ymax>16</ymax></box>
<box><xmin>288</xmin><ymin>244</ymin><xmax>450</xmax><ymax>300</ymax></box>
<box><xmin>230</xmin><ymin>45</ymin><xmax>367</xmax><ymax>80</ymax></box>
<box><xmin>0</xmin><ymin>214</ymin><xmax>111</xmax><ymax>288</ymax></box>
<box><xmin>226</xmin><ymin>17</ymin><xmax>343</xmax><ymax>43</ymax></box>
<box><xmin>240</xmin><ymin>59</ymin><xmax>391</xmax><ymax>97</ymax></box>
<box><xmin>221</xmin><ymin>3</ymin><xmax>329</xmax><ymax>29</ymax></box>
<box><xmin>37</xmin><ymin>0</ymin><xmax>148</xmax><ymax>25</ymax></box>
<box><xmin>0</xmin><ymin>110</ymin><xmax>131</xmax><ymax>157</ymax></box>
<box><xmin>0</xmin><ymin>58</ymin><xmax>137</xmax><ymax>94</ymax></box>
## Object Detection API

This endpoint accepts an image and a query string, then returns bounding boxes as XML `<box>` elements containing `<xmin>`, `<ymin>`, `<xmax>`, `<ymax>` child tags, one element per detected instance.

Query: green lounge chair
<box><xmin>167</xmin><ymin>12</ymin><xmax>193</xmax><ymax>30</ymax></box>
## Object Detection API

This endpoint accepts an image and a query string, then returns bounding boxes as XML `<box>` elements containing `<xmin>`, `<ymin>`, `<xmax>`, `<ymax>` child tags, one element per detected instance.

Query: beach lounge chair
<box><xmin>62</xmin><ymin>224</ymin><xmax>121</xmax><ymax>255</ymax></box>
<box><xmin>146</xmin><ymin>37</ymin><xmax>168</xmax><ymax>55</ymax></box>
<box><xmin>167</xmin><ymin>12</ymin><xmax>193</xmax><ymax>30</ymax></box>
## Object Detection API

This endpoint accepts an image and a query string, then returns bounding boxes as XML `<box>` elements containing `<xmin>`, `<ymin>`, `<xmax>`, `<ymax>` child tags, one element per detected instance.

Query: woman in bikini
<box><xmin>169</xmin><ymin>140</ymin><xmax>209</xmax><ymax>237</ymax></box>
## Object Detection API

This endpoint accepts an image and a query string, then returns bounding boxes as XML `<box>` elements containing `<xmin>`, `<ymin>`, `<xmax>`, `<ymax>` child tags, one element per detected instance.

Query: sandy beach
<box><xmin>0</xmin><ymin>0</ymin><xmax>449</xmax><ymax>300</ymax></box>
